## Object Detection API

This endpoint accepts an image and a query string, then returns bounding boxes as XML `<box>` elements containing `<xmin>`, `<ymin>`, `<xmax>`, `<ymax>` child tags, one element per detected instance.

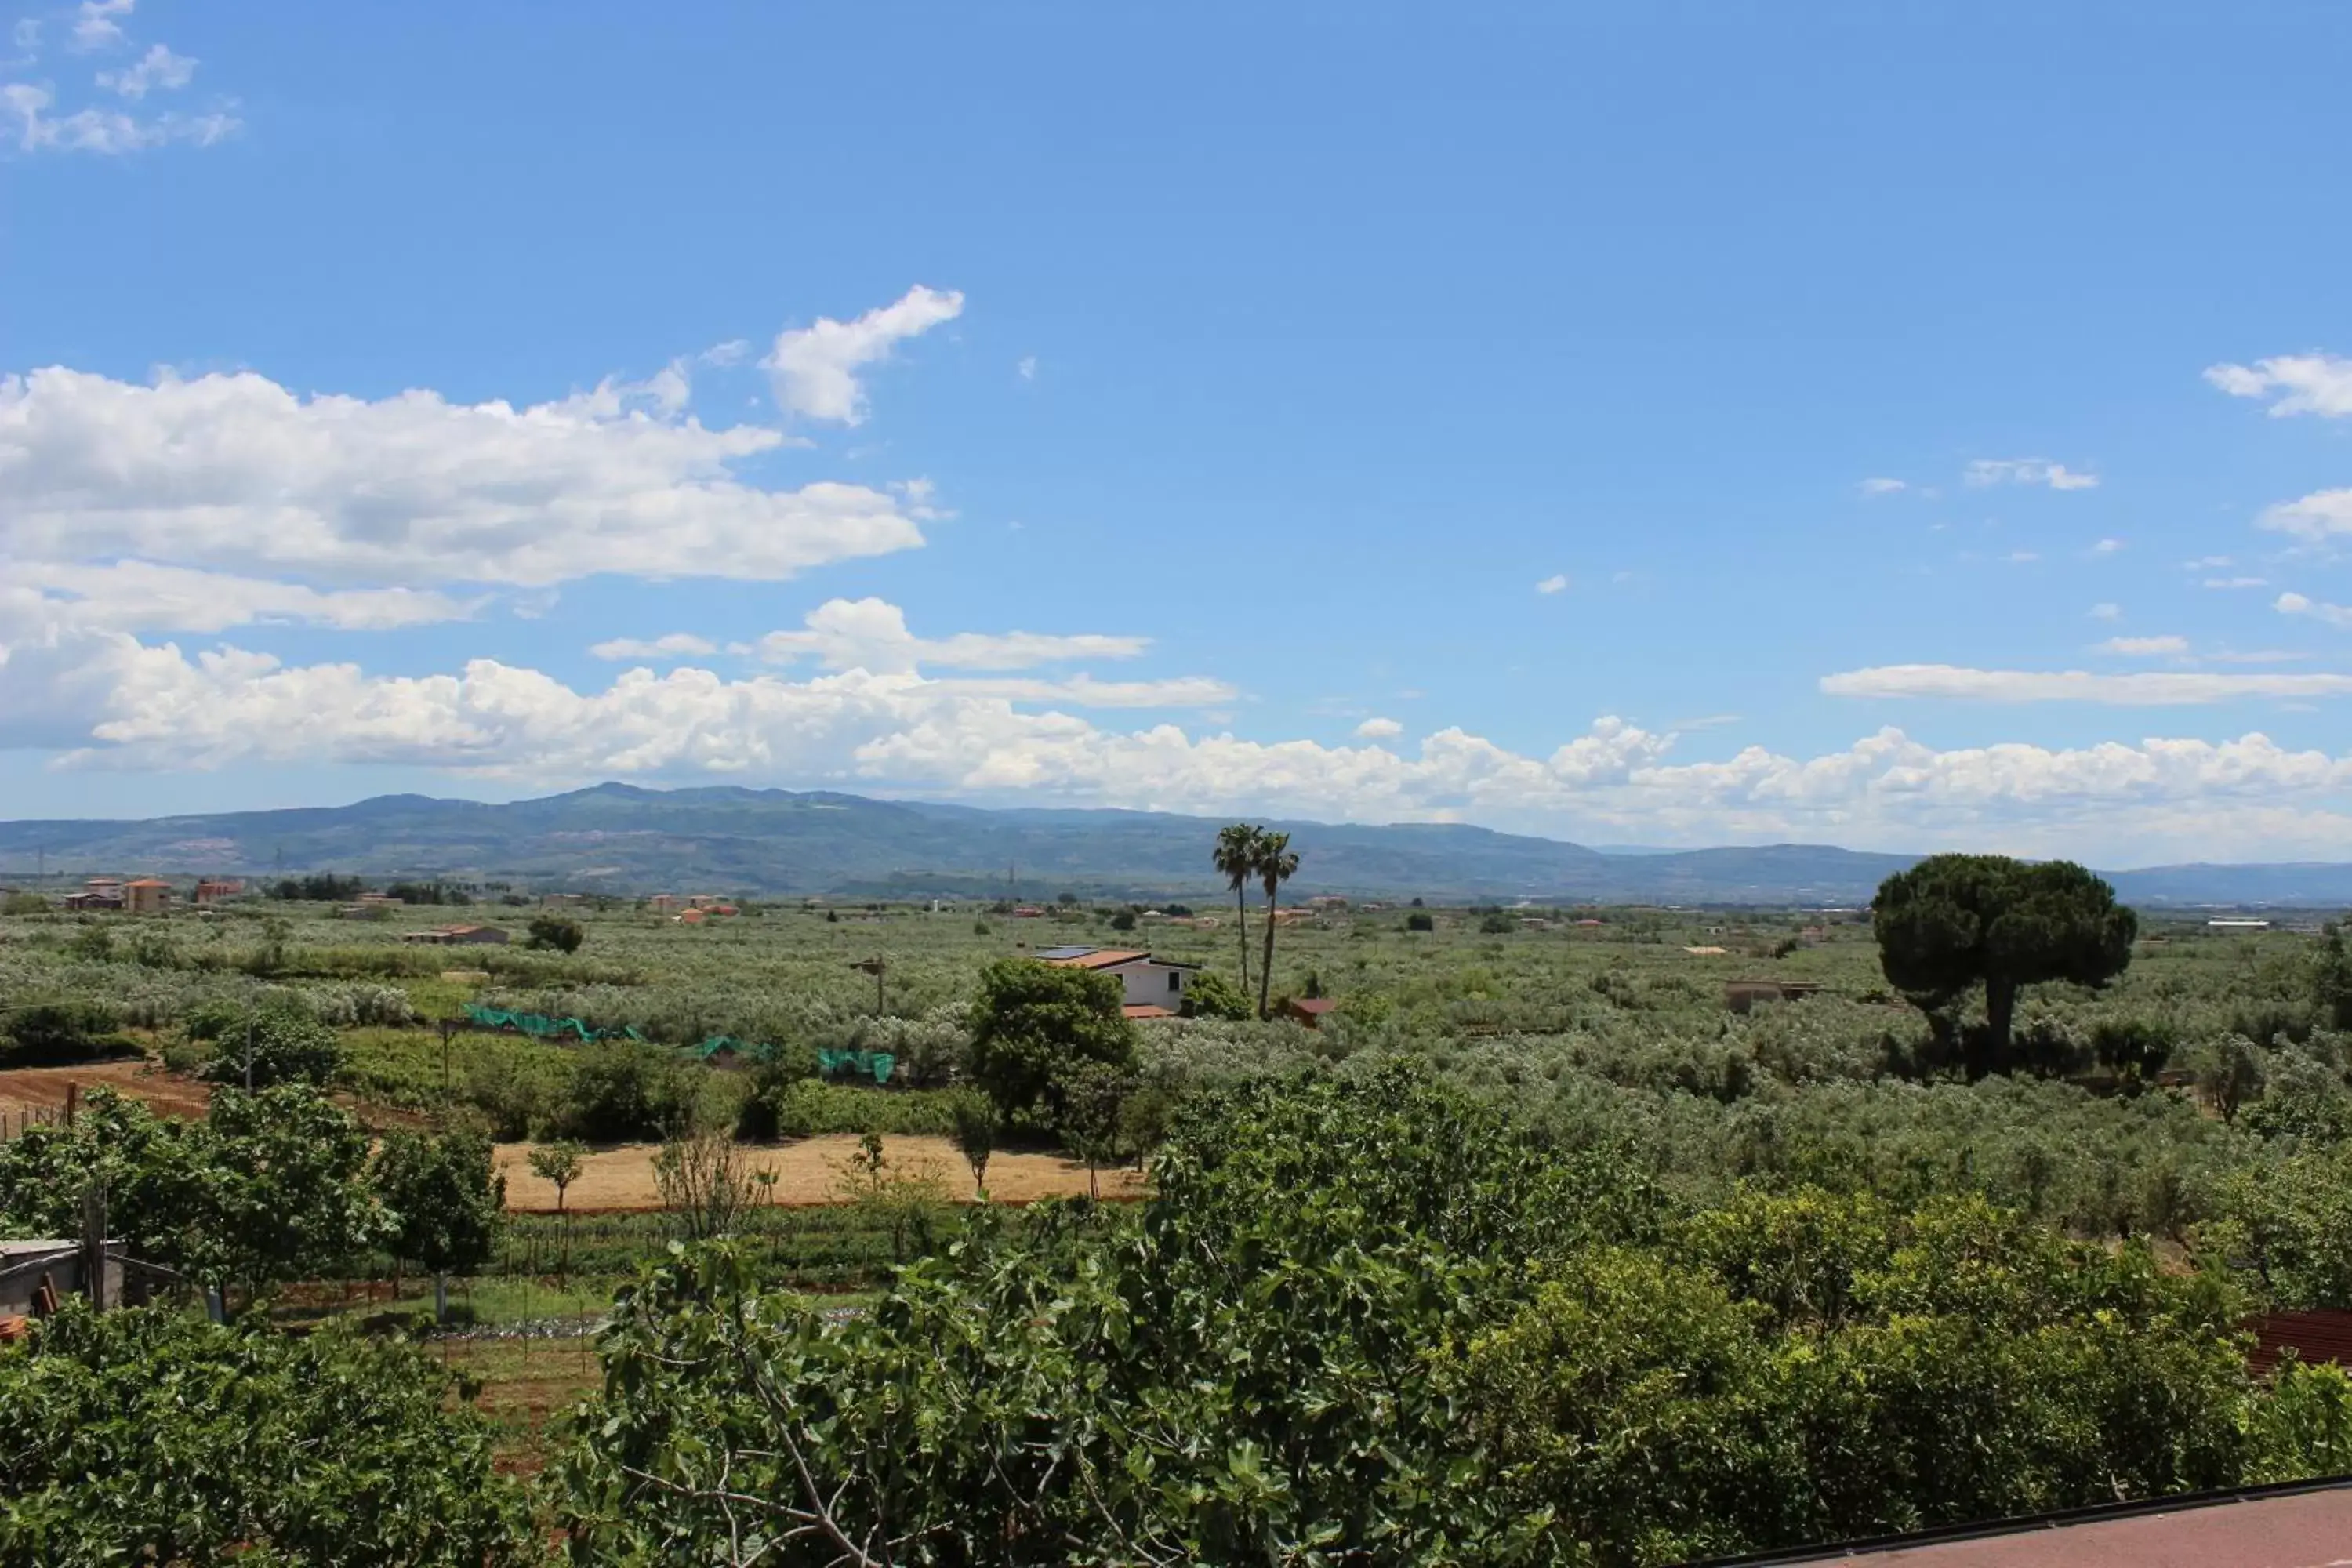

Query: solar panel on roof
<box><xmin>1034</xmin><ymin>945</ymin><xmax>1098</xmax><ymax>960</ymax></box>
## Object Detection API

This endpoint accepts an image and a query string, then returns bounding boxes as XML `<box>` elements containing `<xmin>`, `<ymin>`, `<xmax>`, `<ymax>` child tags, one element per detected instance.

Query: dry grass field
<box><xmin>495</xmin><ymin>1133</ymin><xmax>1144</xmax><ymax>1211</ymax></box>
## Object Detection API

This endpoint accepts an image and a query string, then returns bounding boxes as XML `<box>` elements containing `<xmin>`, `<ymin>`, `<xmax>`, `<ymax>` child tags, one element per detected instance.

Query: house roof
<box><xmin>1686</xmin><ymin>1475</ymin><xmax>2352</xmax><ymax>1566</ymax></box>
<box><xmin>1285</xmin><ymin>998</ymin><xmax>1338</xmax><ymax>1015</ymax></box>
<box><xmin>1038</xmin><ymin>946</ymin><xmax>1202</xmax><ymax>972</ymax></box>
<box><xmin>123</xmin><ymin>878</ymin><xmax>171</xmax><ymax>888</ymax></box>
<box><xmin>1121</xmin><ymin>1004</ymin><xmax>1176</xmax><ymax>1019</ymax></box>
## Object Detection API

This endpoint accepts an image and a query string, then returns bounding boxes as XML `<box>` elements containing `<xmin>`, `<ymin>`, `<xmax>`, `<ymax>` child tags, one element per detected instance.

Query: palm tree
<box><xmin>1212</xmin><ymin>823</ymin><xmax>1261</xmax><ymax>994</ymax></box>
<box><xmin>1254</xmin><ymin>830</ymin><xmax>1300</xmax><ymax>1020</ymax></box>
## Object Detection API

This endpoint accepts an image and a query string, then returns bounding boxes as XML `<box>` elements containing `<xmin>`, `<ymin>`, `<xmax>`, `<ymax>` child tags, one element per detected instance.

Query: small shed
<box><xmin>0</xmin><ymin>1240</ymin><xmax>126</xmax><ymax>1314</ymax></box>
<box><xmin>1280</xmin><ymin>997</ymin><xmax>1339</xmax><ymax>1029</ymax></box>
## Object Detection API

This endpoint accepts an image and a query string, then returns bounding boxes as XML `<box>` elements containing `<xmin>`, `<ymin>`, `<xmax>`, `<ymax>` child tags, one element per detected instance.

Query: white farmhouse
<box><xmin>1036</xmin><ymin>946</ymin><xmax>1200</xmax><ymax>1018</ymax></box>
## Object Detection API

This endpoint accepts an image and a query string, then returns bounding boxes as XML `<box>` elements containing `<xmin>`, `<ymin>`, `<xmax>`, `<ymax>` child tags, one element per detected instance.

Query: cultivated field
<box><xmin>494</xmin><ymin>1134</ymin><xmax>1141</xmax><ymax>1210</ymax></box>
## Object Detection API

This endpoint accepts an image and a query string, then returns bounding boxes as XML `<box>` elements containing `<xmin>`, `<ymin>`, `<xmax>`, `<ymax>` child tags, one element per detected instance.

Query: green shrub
<box><xmin>0</xmin><ymin>999</ymin><xmax>132</xmax><ymax>1066</ymax></box>
<box><xmin>553</xmin><ymin>1039</ymin><xmax>699</xmax><ymax>1142</ymax></box>
<box><xmin>197</xmin><ymin>1005</ymin><xmax>343</xmax><ymax>1087</ymax></box>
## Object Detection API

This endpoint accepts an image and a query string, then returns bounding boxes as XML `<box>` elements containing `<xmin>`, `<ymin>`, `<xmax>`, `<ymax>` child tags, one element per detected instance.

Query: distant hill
<box><xmin>0</xmin><ymin>783</ymin><xmax>2346</xmax><ymax>907</ymax></box>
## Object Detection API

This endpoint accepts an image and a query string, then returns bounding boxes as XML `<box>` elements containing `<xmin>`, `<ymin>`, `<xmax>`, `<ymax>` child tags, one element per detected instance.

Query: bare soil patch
<box><xmin>0</xmin><ymin>1059</ymin><xmax>215</xmax><ymax>1120</ymax></box>
<box><xmin>496</xmin><ymin>1134</ymin><xmax>1145</xmax><ymax>1212</ymax></box>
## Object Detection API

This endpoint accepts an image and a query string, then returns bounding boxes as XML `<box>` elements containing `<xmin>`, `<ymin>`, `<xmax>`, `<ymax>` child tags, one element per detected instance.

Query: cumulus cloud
<box><xmin>1857</xmin><ymin>477</ymin><xmax>1907</xmax><ymax>495</ymax></box>
<box><xmin>2091</xmin><ymin>537</ymin><xmax>2124</xmax><ymax>555</ymax></box>
<box><xmin>96</xmin><ymin>42</ymin><xmax>190</xmax><ymax>97</ymax></box>
<box><xmin>5</xmin><ymin>561</ymin><xmax>473</xmax><ymax>634</ymax></box>
<box><xmin>1820</xmin><ymin>663</ymin><xmax>2352</xmax><ymax>705</ymax></box>
<box><xmin>2206</xmin><ymin>353</ymin><xmax>2352</xmax><ymax>418</ymax></box>
<box><xmin>2089</xmin><ymin>602</ymin><xmax>2122</xmax><ymax>621</ymax></box>
<box><xmin>2097</xmin><ymin>635</ymin><xmax>2189</xmax><ymax>657</ymax></box>
<box><xmin>2206</xmin><ymin>577</ymin><xmax>2269</xmax><ymax>590</ymax></box>
<box><xmin>0</xmin><ymin>366</ymin><xmax>928</xmax><ymax>587</ymax></box>
<box><xmin>16</xmin><ymin>634</ymin><xmax>2352</xmax><ymax>858</ymax></box>
<box><xmin>2</xmin><ymin>78</ymin><xmax>233</xmax><ymax>151</ymax></box>
<box><xmin>1965</xmin><ymin>458</ymin><xmax>2100</xmax><ymax>491</ymax></box>
<box><xmin>2279</xmin><ymin>592</ymin><xmax>2352</xmax><ymax>630</ymax></box>
<box><xmin>5</xmin><ymin>2</ymin><xmax>237</xmax><ymax>154</ymax></box>
<box><xmin>1535</xmin><ymin>574</ymin><xmax>1569</xmax><ymax>595</ymax></box>
<box><xmin>588</xmin><ymin>633</ymin><xmax>720</xmax><ymax>662</ymax></box>
<box><xmin>69</xmin><ymin>0</ymin><xmax>132</xmax><ymax>52</ymax></box>
<box><xmin>1355</xmin><ymin>717</ymin><xmax>1404</xmax><ymax>740</ymax></box>
<box><xmin>762</xmin><ymin>286</ymin><xmax>964</xmax><ymax>425</ymax></box>
<box><xmin>2259</xmin><ymin>488</ymin><xmax>2352</xmax><ymax>541</ymax></box>
<box><xmin>739</xmin><ymin>597</ymin><xmax>1148</xmax><ymax>673</ymax></box>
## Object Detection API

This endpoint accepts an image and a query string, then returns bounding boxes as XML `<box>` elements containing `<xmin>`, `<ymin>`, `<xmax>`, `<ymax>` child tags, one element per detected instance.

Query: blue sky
<box><xmin>4</xmin><ymin>2</ymin><xmax>2351</xmax><ymax>862</ymax></box>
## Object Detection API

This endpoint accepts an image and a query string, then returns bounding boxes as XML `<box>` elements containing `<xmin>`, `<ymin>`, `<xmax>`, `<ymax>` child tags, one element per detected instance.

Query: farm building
<box><xmin>399</xmin><ymin>923</ymin><xmax>510</xmax><ymax>946</ymax></box>
<box><xmin>122</xmin><ymin>878</ymin><xmax>172</xmax><ymax>915</ymax></box>
<box><xmin>0</xmin><ymin>1240</ymin><xmax>129</xmax><ymax>1316</ymax></box>
<box><xmin>1280</xmin><ymin>997</ymin><xmax>1338</xmax><ymax>1029</ymax></box>
<box><xmin>192</xmin><ymin>879</ymin><xmax>245</xmax><ymax>906</ymax></box>
<box><xmin>1037</xmin><ymin>946</ymin><xmax>1201</xmax><ymax>1010</ymax></box>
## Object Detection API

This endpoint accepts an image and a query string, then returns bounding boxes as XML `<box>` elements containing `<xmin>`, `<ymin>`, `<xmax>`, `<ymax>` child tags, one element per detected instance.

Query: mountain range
<box><xmin>0</xmin><ymin>784</ymin><xmax>2347</xmax><ymax>908</ymax></box>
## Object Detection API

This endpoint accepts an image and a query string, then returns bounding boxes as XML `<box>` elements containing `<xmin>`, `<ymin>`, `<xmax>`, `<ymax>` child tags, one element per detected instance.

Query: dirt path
<box><xmin>496</xmin><ymin>1134</ymin><xmax>1145</xmax><ymax>1212</ymax></box>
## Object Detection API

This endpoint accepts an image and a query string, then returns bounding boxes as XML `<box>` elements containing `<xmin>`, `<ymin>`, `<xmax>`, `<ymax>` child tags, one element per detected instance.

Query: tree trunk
<box><xmin>1234</xmin><ymin>886</ymin><xmax>1251</xmax><ymax>994</ymax></box>
<box><xmin>1978</xmin><ymin>978</ymin><xmax>2018</xmax><ymax>1080</ymax></box>
<box><xmin>1258</xmin><ymin>887</ymin><xmax>1279</xmax><ymax>1019</ymax></box>
<box><xmin>434</xmin><ymin>1272</ymin><xmax>448</xmax><ymax>1325</ymax></box>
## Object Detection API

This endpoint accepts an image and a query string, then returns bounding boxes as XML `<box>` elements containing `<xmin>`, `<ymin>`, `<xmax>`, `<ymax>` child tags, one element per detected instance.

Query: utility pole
<box><xmin>437</xmin><ymin>1016</ymin><xmax>459</xmax><ymax>1094</ymax></box>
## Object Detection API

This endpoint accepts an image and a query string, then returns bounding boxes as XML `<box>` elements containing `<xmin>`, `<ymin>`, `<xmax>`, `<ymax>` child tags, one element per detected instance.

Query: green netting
<box><xmin>464</xmin><ymin>1004</ymin><xmax>645</xmax><ymax>1044</ymax></box>
<box><xmin>687</xmin><ymin>1035</ymin><xmax>782</xmax><ymax>1064</ymax></box>
<box><xmin>818</xmin><ymin>1048</ymin><xmax>896</xmax><ymax>1086</ymax></box>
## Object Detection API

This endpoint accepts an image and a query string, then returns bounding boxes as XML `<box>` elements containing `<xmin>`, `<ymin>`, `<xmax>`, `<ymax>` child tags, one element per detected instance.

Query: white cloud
<box><xmin>2206</xmin><ymin>576</ymin><xmax>2269</xmax><ymax>590</ymax></box>
<box><xmin>5</xmin><ymin>2</ymin><xmax>236</xmax><ymax>154</ymax></box>
<box><xmin>1965</xmin><ymin>458</ymin><xmax>2100</xmax><ymax>492</ymax></box>
<box><xmin>589</xmin><ymin>633</ymin><xmax>720</xmax><ymax>662</ymax></box>
<box><xmin>69</xmin><ymin>0</ymin><xmax>132</xmax><ymax>51</ymax></box>
<box><xmin>1857</xmin><ymin>477</ymin><xmax>1907</xmax><ymax>495</ymax></box>
<box><xmin>5</xmin><ymin>561</ymin><xmax>473</xmax><ymax>634</ymax></box>
<box><xmin>2091</xmin><ymin>537</ymin><xmax>2124</xmax><ymax>555</ymax></box>
<box><xmin>1820</xmin><ymin>663</ymin><xmax>2352</xmax><ymax>705</ymax></box>
<box><xmin>2096</xmin><ymin>635</ymin><xmax>2188</xmax><ymax>657</ymax></box>
<box><xmin>2206</xmin><ymin>353</ymin><xmax>2352</xmax><ymax>418</ymax></box>
<box><xmin>1017</xmin><ymin>356</ymin><xmax>1037</xmax><ymax>382</ymax></box>
<box><xmin>2005</xmin><ymin>550</ymin><xmax>2040</xmax><ymax>563</ymax></box>
<box><xmin>2279</xmin><ymin>592</ymin><xmax>2352</xmax><ymax>630</ymax></box>
<box><xmin>2089</xmin><ymin>602</ymin><xmax>2122</xmax><ymax>621</ymax></box>
<box><xmin>1535</xmin><ymin>574</ymin><xmax>1570</xmax><ymax>595</ymax></box>
<box><xmin>742</xmin><ymin>597</ymin><xmax>1149</xmax><ymax>673</ymax></box>
<box><xmin>17</xmin><ymin>635</ymin><xmax>2352</xmax><ymax>858</ymax></box>
<box><xmin>1355</xmin><ymin>717</ymin><xmax>1404</xmax><ymax>740</ymax></box>
<box><xmin>761</xmin><ymin>286</ymin><xmax>964</xmax><ymax>425</ymax></box>
<box><xmin>2</xmin><ymin>79</ymin><xmax>234</xmax><ymax>152</ymax></box>
<box><xmin>2187</xmin><ymin>556</ymin><xmax>2235</xmax><ymax>570</ymax></box>
<box><xmin>0</xmin><ymin>366</ymin><xmax>928</xmax><ymax>587</ymax></box>
<box><xmin>2259</xmin><ymin>488</ymin><xmax>2352</xmax><ymax>541</ymax></box>
<box><xmin>96</xmin><ymin>41</ymin><xmax>190</xmax><ymax>97</ymax></box>
<box><xmin>698</xmin><ymin>340</ymin><xmax>750</xmax><ymax>368</ymax></box>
